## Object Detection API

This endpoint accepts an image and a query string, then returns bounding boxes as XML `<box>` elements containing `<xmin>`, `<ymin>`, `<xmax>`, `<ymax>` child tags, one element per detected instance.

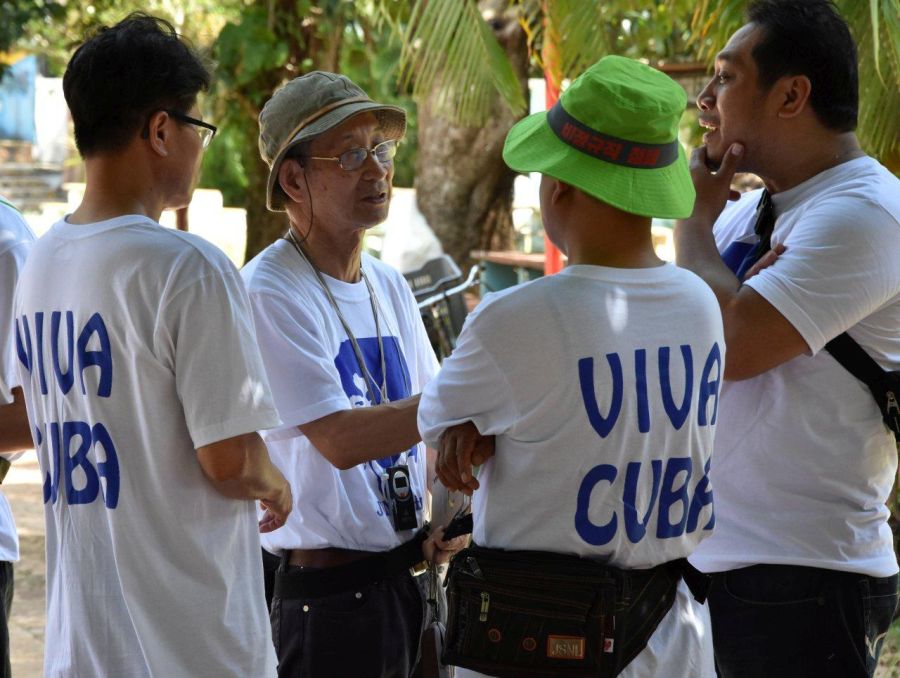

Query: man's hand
<box><xmin>743</xmin><ymin>243</ymin><xmax>786</xmax><ymax>281</ymax></box>
<box><xmin>436</xmin><ymin>421</ymin><xmax>495</xmax><ymax>496</ymax></box>
<box><xmin>685</xmin><ymin>143</ymin><xmax>744</xmax><ymax>227</ymax></box>
<box><xmin>422</xmin><ymin>525</ymin><xmax>467</xmax><ymax>566</ymax></box>
<box><xmin>259</xmin><ymin>479</ymin><xmax>292</xmax><ymax>533</ymax></box>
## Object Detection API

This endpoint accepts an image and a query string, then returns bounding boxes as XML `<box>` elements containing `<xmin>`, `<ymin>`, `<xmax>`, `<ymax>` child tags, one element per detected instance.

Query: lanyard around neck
<box><xmin>285</xmin><ymin>229</ymin><xmax>389</xmax><ymax>406</ymax></box>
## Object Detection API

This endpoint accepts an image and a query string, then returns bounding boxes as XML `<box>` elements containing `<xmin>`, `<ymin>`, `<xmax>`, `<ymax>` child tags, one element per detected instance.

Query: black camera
<box><xmin>384</xmin><ymin>464</ymin><xmax>418</xmax><ymax>532</ymax></box>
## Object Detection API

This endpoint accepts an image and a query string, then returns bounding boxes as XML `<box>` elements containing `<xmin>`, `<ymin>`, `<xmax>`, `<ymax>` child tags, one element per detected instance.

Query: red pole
<box><xmin>542</xmin><ymin>70</ymin><xmax>563</xmax><ymax>276</ymax></box>
<box><xmin>541</xmin><ymin>4</ymin><xmax>563</xmax><ymax>276</ymax></box>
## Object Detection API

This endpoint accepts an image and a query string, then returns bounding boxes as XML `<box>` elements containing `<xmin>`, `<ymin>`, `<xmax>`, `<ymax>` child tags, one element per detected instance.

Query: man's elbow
<box><xmin>198</xmin><ymin>434</ymin><xmax>258</xmax><ymax>485</ymax></box>
<box><xmin>315</xmin><ymin>439</ymin><xmax>357</xmax><ymax>471</ymax></box>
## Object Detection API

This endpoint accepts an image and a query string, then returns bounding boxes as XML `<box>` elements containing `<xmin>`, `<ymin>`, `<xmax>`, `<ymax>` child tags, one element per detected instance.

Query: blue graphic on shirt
<box><xmin>333</xmin><ymin>335</ymin><xmax>419</xmax><ymax>472</ymax></box>
<box><xmin>720</xmin><ymin>239</ymin><xmax>759</xmax><ymax>280</ymax></box>
<box><xmin>17</xmin><ymin>310</ymin><xmax>120</xmax><ymax>509</ymax></box>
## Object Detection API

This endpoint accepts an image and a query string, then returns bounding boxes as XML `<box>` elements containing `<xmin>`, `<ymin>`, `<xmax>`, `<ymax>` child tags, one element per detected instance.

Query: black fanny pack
<box><xmin>442</xmin><ymin>544</ymin><xmax>708</xmax><ymax>677</ymax></box>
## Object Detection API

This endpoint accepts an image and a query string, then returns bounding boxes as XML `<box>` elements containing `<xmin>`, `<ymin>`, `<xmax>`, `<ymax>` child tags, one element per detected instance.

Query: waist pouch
<box><xmin>442</xmin><ymin>544</ymin><xmax>691</xmax><ymax>677</ymax></box>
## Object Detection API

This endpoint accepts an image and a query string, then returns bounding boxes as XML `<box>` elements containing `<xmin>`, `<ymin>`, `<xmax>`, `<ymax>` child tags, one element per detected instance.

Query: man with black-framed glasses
<box><xmin>243</xmin><ymin>71</ymin><xmax>463</xmax><ymax>677</ymax></box>
<box><xmin>13</xmin><ymin>13</ymin><xmax>290</xmax><ymax>677</ymax></box>
<box><xmin>141</xmin><ymin>108</ymin><xmax>217</xmax><ymax>149</ymax></box>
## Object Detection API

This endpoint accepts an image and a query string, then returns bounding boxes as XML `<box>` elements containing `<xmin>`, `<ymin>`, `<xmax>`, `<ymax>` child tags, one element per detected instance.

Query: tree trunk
<box><xmin>413</xmin><ymin>0</ymin><xmax>529</xmax><ymax>271</ymax></box>
<box><xmin>244</xmin><ymin>152</ymin><xmax>290</xmax><ymax>262</ymax></box>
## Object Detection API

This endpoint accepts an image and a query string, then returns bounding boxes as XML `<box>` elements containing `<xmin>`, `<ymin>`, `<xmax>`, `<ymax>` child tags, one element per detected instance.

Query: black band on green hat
<box><xmin>547</xmin><ymin>101</ymin><xmax>679</xmax><ymax>169</ymax></box>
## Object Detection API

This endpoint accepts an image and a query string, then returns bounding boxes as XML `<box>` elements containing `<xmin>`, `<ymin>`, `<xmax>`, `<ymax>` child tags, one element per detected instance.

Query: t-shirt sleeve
<box><xmin>1</xmin><ymin>241</ymin><xmax>30</xmax><ymax>404</ymax></box>
<box><xmin>155</xmin><ymin>266</ymin><xmax>282</xmax><ymax>449</ymax></box>
<box><xmin>400</xmin><ymin>281</ymin><xmax>440</xmax><ymax>392</ymax></box>
<box><xmin>246</xmin><ymin>289</ymin><xmax>352</xmax><ymax>442</ymax></box>
<box><xmin>745</xmin><ymin>199</ymin><xmax>900</xmax><ymax>355</ymax></box>
<box><xmin>418</xmin><ymin>311</ymin><xmax>519</xmax><ymax>448</ymax></box>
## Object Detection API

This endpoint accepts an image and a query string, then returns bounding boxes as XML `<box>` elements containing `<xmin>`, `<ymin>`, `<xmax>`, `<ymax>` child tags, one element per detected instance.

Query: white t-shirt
<box><xmin>690</xmin><ymin>156</ymin><xmax>900</xmax><ymax>578</ymax></box>
<box><xmin>0</xmin><ymin>198</ymin><xmax>36</xmax><ymax>563</ymax></box>
<box><xmin>242</xmin><ymin>240</ymin><xmax>439</xmax><ymax>552</ymax></box>
<box><xmin>419</xmin><ymin>264</ymin><xmax>724</xmax><ymax>677</ymax></box>
<box><xmin>14</xmin><ymin>215</ymin><xmax>281</xmax><ymax>678</ymax></box>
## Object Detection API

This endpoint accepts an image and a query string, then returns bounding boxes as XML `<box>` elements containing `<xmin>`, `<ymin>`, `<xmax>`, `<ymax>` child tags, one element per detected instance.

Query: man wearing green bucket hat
<box><xmin>419</xmin><ymin>55</ymin><xmax>722</xmax><ymax>676</ymax></box>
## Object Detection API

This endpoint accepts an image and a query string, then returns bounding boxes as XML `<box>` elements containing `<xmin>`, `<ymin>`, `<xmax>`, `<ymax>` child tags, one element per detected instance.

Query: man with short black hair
<box><xmin>15</xmin><ymin>14</ymin><xmax>291</xmax><ymax>676</ymax></box>
<box><xmin>244</xmin><ymin>71</ymin><xmax>460</xmax><ymax>677</ymax></box>
<box><xmin>675</xmin><ymin>0</ymin><xmax>900</xmax><ymax>674</ymax></box>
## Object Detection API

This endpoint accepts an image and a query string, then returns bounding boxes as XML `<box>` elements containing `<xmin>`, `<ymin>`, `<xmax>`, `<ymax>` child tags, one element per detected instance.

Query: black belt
<box><xmin>274</xmin><ymin>530</ymin><xmax>429</xmax><ymax>600</ymax></box>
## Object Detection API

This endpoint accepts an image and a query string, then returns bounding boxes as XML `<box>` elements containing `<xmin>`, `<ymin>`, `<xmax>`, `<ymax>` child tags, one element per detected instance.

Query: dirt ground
<box><xmin>5</xmin><ymin>455</ymin><xmax>44</xmax><ymax>677</ymax></box>
<box><xmin>5</xmin><ymin>453</ymin><xmax>900</xmax><ymax>677</ymax></box>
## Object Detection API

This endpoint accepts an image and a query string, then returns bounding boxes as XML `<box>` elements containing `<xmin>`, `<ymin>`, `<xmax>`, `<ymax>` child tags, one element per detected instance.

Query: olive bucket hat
<box><xmin>259</xmin><ymin>71</ymin><xmax>407</xmax><ymax>211</ymax></box>
<box><xmin>503</xmin><ymin>55</ymin><xmax>694</xmax><ymax>219</ymax></box>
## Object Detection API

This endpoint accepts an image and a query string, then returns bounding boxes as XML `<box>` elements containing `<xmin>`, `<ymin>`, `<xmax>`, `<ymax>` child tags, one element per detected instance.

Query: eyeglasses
<box><xmin>164</xmin><ymin>109</ymin><xmax>217</xmax><ymax>149</ymax></box>
<box><xmin>304</xmin><ymin>139</ymin><xmax>398</xmax><ymax>171</ymax></box>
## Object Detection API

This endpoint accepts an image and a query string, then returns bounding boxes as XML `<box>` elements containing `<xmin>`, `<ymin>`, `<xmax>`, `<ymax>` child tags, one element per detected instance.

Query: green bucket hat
<box><xmin>503</xmin><ymin>55</ymin><xmax>694</xmax><ymax>219</ymax></box>
<box><xmin>259</xmin><ymin>71</ymin><xmax>407</xmax><ymax>212</ymax></box>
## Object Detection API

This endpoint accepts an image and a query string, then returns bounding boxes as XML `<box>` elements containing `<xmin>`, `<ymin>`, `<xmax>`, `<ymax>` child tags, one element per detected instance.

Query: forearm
<box><xmin>301</xmin><ymin>394</ymin><xmax>422</xmax><ymax>470</ymax></box>
<box><xmin>674</xmin><ymin>218</ymin><xmax>742</xmax><ymax>307</ymax></box>
<box><xmin>0</xmin><ymin>388</ymin><xmax>33</xmax><ymax>453</ymax></box>
<box><xmin>198</xmin><ymin>433</ymin><xmax>286</xmax><ymax>503</ymax></box>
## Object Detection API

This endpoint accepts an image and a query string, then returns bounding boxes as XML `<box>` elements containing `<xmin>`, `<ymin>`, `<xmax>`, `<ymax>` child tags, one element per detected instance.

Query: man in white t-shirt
<box><xmin>0</xmin><ymin>196</ymin><xmax>36</xmax><ymax>678</ymax></box>
<box><xmin>674</xmin><ymin>1</ymin><xmax>900</xmax><ymax>675</ymax></box>
<box><xmin>419</xmin><ymin>56</ymin><xmax>723</xmax><ymax>677</ymax></box>
<box><xmin>14</xmin><ymin>15</ymin><xmax>292</xmax><ymax>677</ymax></box>
<box><xmin>244</xmin><ymin>72</ymin><xmax>462</xmax><ymax>677</ymax></box>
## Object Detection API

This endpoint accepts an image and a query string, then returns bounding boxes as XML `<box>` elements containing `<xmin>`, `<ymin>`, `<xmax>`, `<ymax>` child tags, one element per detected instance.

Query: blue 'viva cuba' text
<box><xmin>573</xmin><ymin>343</ymin><xmax>721</xmax><ymax>545</ymax></box>
<box><xmin>16</xmin><ymin>311</ymin><xmax>120</xmax><ymax>509</ymax></box>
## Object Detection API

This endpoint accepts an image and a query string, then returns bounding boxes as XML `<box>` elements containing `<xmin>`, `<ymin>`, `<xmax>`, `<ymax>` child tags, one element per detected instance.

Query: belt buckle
<box><xmin>409</xmin><ymin>560</ymin><xmax>428</xmax><ymax>577</ymax></box>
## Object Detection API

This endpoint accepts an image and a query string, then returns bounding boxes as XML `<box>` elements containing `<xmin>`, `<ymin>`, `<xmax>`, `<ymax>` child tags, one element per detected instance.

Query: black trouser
<box><xmin>708</xmin><ymin>564</ymin><xmax>898</xmax><ymax>677</ymax></box>
<box><xmin>271</xmin><ymin>565</ymin><xmax>428</xmax><ymax>678</ymax></box>
<box><xmin>0</xmin><ymin>561</ymin><xmax>12</xmax><ymax>678</ymax></box>
<box><xmin>262</xmin><ymin>547</ymin><xmax>280</xmax><ymax>611</ymax></box>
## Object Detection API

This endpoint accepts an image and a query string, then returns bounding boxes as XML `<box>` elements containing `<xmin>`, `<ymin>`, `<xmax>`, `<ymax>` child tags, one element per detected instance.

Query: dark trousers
<box><xmin>0</xmin><ymin>561</ymin><xmax>12</xmax><ymax>678</ymax></box>
<box><xmin>262</xmin><ymin>547</ymin><xmax>280</xmax><ymax>611</ymax></box>
<box><xmin>271</xmin><ymin>565</ymin><xmax>427</xmax><ymax>678</ymax></box>
<box><xmin>708</xmin><ymin>564</ymin><xmax>898</xmax><ymax>678</ymax></box>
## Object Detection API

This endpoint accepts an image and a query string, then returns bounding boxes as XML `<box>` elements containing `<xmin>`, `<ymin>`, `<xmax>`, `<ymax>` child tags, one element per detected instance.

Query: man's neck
<box><xmin>761</xmin><ymin>131</ymin><xmax>864</xmax><ymax>195</ymax></box>
<box><xmin>563</xmin><ymin>210</ymin><xmax>663</xmax><ymax>269</ymax></box>
<box><xmin>68</xmin><ymin>155</ymin><xmax>164</xmax><ymax>224</ymax></box>
<box><xmin>291</xmin><ymin>224</ymin><xmax>365</xmax><ymax>283</ymax></box>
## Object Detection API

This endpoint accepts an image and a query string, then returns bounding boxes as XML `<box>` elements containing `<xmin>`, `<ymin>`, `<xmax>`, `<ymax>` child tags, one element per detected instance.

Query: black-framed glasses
<box><xmin>304</xmin><ymin>139</ymin><xmax>398</xmax><ymax>171</ymax></box>
<box><xmin>164</xmin><ymin>109</ymin><xmax>217</xmax><ymax>149</ymax></box>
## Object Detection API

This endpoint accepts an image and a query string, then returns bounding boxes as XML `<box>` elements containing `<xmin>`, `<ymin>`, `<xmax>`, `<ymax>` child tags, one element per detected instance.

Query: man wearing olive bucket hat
<box><xmin>419</xmin><ymin>56</ymin><xmax>723</xmax><ymax>676</ymax></box>
<box><xmin>242</xmin><ymin>71</ymin><xmax>464</xmax><ymax>676</ymax></box>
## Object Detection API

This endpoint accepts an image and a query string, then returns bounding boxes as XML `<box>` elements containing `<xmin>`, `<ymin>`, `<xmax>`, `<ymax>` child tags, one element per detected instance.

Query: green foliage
<box><xmin>399</xmin><ymin>0</ymin><xmax>702</xmax><ymax>126</ymax></box>
<box><xmin>199</xmin><ymin>117</ymin><xmax>249</xmax><ymax>206</ymax></box>
<box><xmin>400</xmin><ymin>0</ymin><xmax>527</xmax><ymax>126</ymax></box>
<box><xmin>0</xmin><ymin>1</ymin><xmax>65</xmax><ymax>63</ymax></box>
<box><xmin>340</xmin><ymin>17</ymin><xmax>418</xmax><ymax>187</ymax></box>
<box><xmin>401</xmin><ymin>0</ymin><xmax>898</xmax><ymax>164</ymax></box>
<box><xmin>199</xmin><ymin>0</ymin><xmax>419</xmax><ymax>205</ymax></box>
<box><xmin>14</xmin><ymin>0</ymin><xmax>241</xmax><ymax>76</ymax></box>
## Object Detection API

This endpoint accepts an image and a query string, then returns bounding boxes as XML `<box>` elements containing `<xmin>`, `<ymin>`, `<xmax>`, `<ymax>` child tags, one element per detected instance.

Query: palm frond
<box><xmin>546</xmin><ymin>0</ymin><xmax>612</xmax><ymax>78</ymax></box>
<box><xmin>842</xmin><ymin>0</ymin><xmax>899</xmax><ymax>162</ymax></box>
<box><xmin>400</xmin><ymin>0</ymin><xmax>527</xmax><ymax>126</ymax></box>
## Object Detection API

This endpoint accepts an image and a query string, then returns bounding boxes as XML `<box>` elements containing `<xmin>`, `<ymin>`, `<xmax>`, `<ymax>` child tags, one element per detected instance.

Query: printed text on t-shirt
<box><xmin>16</xmin><ymin>311</ymin><xmax>120</xmax><ymax>508</ymax></box>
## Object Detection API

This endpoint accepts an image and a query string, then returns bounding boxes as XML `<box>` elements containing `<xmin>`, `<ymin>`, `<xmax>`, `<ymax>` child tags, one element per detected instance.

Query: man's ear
<box><xmin>146</xmin><ymin>110</ymin><xmax>171</xmax><ymax>157</ymax></box>
<box><xmin>550</xmin><ymin>178</ymin><xmax>573</xmax><ymax>205</ymax></box>
<box><xmin>775</xmin><ymin>75</ymin><xmax>812</xmax><ymax>120</ymax></box>
<box><xmin>278</xmin><ymin>158</ymin><xmax>307</xmax><ymax>203</ymax></box>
